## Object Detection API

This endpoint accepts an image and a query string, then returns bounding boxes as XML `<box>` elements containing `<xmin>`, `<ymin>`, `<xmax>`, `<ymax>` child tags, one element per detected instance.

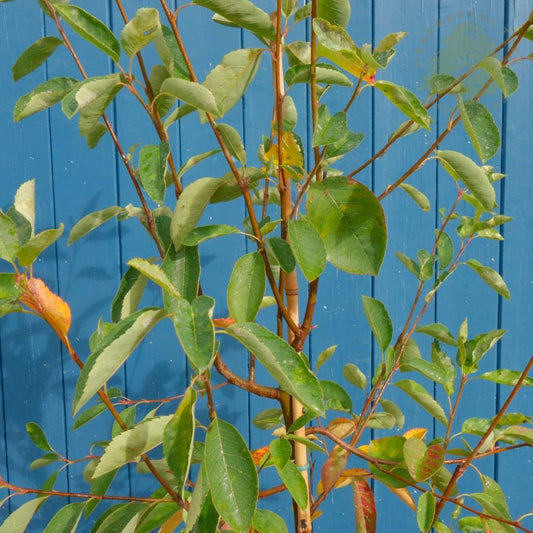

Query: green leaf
<box><xmin>466</xmin><ymin>259</ymin><xmax>510</xmax><ymax>300</ymax></box>
<box><xmin>286</xmin><ymin>63</ymin><xmax>353</xmax><ymax>87</ymax></box>
<box><xmin>30</xmin><ymin>452</ymin><xmax>59</xmax><ymax>470</ymax></box>
<box><xmin>92</xmin><ymin>503</ymin><xmax>146</xmax><ymax>533</ymax></box>
<box><xmin>0</xmin><ymin>497</ymin><xmax>48</xmax><ymax>533</ymax></box>
<box><xmin>399</xmin><ymin>183</ymin><xmax>430</xmax><ymax>211</ymax></box>
<box><xmin>205</xmin><ymin>419</ymin><xmax>258</xmax><ymax>532</ymax></box>
<box><xmin>252</xmin><ymin>408</ymin><xmax>284</xmax><ymax>430</ymax></box>
<box><xmin>43</xmin><ymin>502</ymin><xmax>85</xmax><ymax>533</ymax></box>
<box><xmin>374</xmin><ymin>81</ymin><xmax>431</xmax><ymax>130</ymax></box>
<box><xmin>435</xmin><ymin>150</ymin><xmax>496</xmax><ymax>210</ymax></box>
<box><xmin>478</xmin><ymin>369</ymin><xmax>533</xmax><ymax>387</ymax></box>
<box><xmin>458</xmin><ymin>99</ymin><xmax>500</xmax><ymax>163</ymax></box>
<box><xmin>367</xmin><ymin>436</ymin><xmax>411</xmax><ymax>488</ymax></box>
<box><xmin>321</xmin><ymin>380</ymin><xmax>352</xmax><ymax>412</ymax></box>
<box><xmin>436</xmin><ymin>231</ymin><xmax>454</xmax><ymax>270</ymax></box>
<box><xmin>16</xmin><ymin>225</ymin><xmax>64</xmax><ymax>267</ymax></box>
<box><xmin>73</xmin><ymin>402</ymin><xmax>107</xmax><ymax>430</ymax></box>
<box><xmin>313</xmin><ymin>106</ymin><xmax>349</xmax><ymax>146</ymax></box>
<box><xmin>316</xmin><ymin>345</ymin><xmax>337</xmax><ymax>371</ymax></box>
<box><xmin>395</xmin><ymin>251</ymin><xmax>420</xmax><ymax>278</ymax></box>
<box><xmin>417</xmin><ymin>492</ymin><xmax>436</xmax><ymax>533</ymax></box>
<box><xmin>127</xmin><ymin>258</ymin><xmax>177</xmax><ymax>296</ymax></box>
<box><xmin>380</xmin><ymin>398</ymin><xmax>405</xmax><ymax>429</ymax></box>
<box><xmin>36</xmin><ymin>0</ymin><xmax>70</xmax><ymax>17</ymax></box>
<box><xmin>111</xmin><ymin>266</ymin><xmax>148</xmax><ymax>322</ymax></box>
<box><xmin>154</xmin><ymin>25</ymin><xmax>189</xmax><ymax>80</ymax></box>
<box><xmin>480</xmin><ymin>56</ymin><xmax>517</xmax><ymax>98</ymax></box>
<box><xmin>137</xmin><ymin>142</ymin><xmax>169</xmax><ymax>205</ymax></box>
<box><xmin>0</xmin><ymin>273</ymin><xmax>20</xmax><ymax>300</ymax></box>
<box><xmin>193</xmin><ymin>0</ymin><xmax>276</xmax><ymax>41</ymax></box>
<box><xmin>185</xmin><ymin>467</ymin><xmax>219</xmax><ymax>533</ymax></box>
<box><xmin>217</xmin><ymin>123</ymin><xmax>246</xmax><ymax>165</ymax></box>
<box><xmin>171</xmin><ymin>178</ymin><xmax>224</xmax><ymax>250</ymax></box>
<box><xmin>317</xmin><ymin>0</ymin><xmax>351</xmax><ymax>28</ymax></box>
<box><xmin>62</xmin><ymin>74</ymin><xmax>123</xmax><ymax>137</ymax></box>
<box><xmin>366</xmin><ymin>412</ymin><xmax>396</xmax><ymax>429</ymax></box>
<box><xmin>162</xmin><ymin>245</ymin><xmax>200</xmax><ymax>303</ymax></box>
<box><xmin>163</xmin><ymin>387</ymin><xmax>196</xmax><ymax>495</ymax></box>
<box><xmin>68</xmin><ymin>206</ymin><xmax>125</xmax><ymax>246</ymax></box>
<box><xmin>13</xmin><ymin>179</ymin><xmax>35</xmax><ymax>238</ymax></box>
<box><xmin>173</xmin><ymin>296</ymin><xmax>216</xmax><ymax>372</ymax></box>
<box><xmin>279</xmin><ymin>460</ymin><xmax>309</xmax><ymax>510</ymax></box>
<box><xmin>12</xmin><ymin>36</ymin><xmax>63</xmax><ymax>81</ymax></box>
<box><xmin>227</xmin><ymin>252</ymin><xmax>266</xmax><ymax>322</ymax></box>
<box><xmin>415</xmin><ymin>323</ymin><xmax>458</xmax><ymax>346</ymax></box>
<box><xmin>160</xmin><ymin>78</ymin><xmax>221</xmax><ymax>116</ymax></box>
<box><xmin>288</xmin><ymin>218</ymin><xmax>326</xmax><ymax>282</ymax></box>
<box><xmin>428</xmin><ymin>74</ymin><xmax>467</xmax><ymax>95</ymax></box>
<box><xmin>26</xmin><ymin>422</ymin><xmax>53</xmax><ymax>451</ymax></box>
<box><xmin>307</xmin><ymin>177</ymin><xmax>386</xmax><ymax>275</ymax></box>
<box><xmin>267</xmin><ymin>237</ymin><xmax>296</xmax><ymax>273</ymax></box>
<box><xmin>394</xmin><ymin>379</ymin><xmax>448</xmax><ymax>425</ymax></box>
<box><xmin>224</xmin><ymin>322</ymin><xmax>324</xmax><ymax>415</ymax></box>
<box><xmin>121</xmin><ymin>7</ymin><xmax>160</xmax><ymax>58</ymax></box>
<box><xmin>252</xmin><ymin>509</ymin><xmax>288</xmax><ymax>533</ymax></box>
<box><xmin>73</xmin><ymin>308</ymin><xmax>168</xmax><ymax>415</ymax></box>
<box><xmin>134</xmin><ymin>502</ymin><xmax>184</xmax><ymax>533</ymax></box>
<box><xmin>503</xmin><ymin>425</ymin><xmax>533</xmax><ymax>446</ymax></box>
<box><xmin>183</xmin><ymin>224</ymin><xmax>239</xmax><ymax>246</ymax></box>
<box><xmin>324</xmin><ymin>131</ymin><xmax>364</xmax><ymax>159</ymax></box>
<box><xmin>0</xmin><ymin>211</ymin><xmax>20</xmax><ymax>263</ymax></box>
<box><xmin>93</xmin><ymin>415</ymin><xmax>173</xmax><ymax>478</ymax></box>
<box><xmin>361</xmin><ymin>295</ymin><xmax>393</xmax><ymax>352</ymax></box>
<box><xmin>14</xmin><ymin>77</ymin><xmax>78</xmax><ymax>122</ymax></box>
<box><xmin>202</xmin><ymin>48</ymin><xmax>263</xmax><ymax>123</ymax></box>
<box><xmin>55</xmin><ymin>5</ymin><xmax>120</xmax><ymax>62</ymax></box>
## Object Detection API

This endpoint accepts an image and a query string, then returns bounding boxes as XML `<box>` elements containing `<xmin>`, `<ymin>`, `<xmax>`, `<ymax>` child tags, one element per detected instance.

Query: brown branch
<box><xmin>213</xmin><ymin>353</ymin><xmax>280</xmax><ymax>400</ymax></box>
<box><xmin>0</xmin><ymin>475</ymin><xmax>174</xmax><ymax>504</ymax></box>
<box><xmin>434</xmin><ymin>356</ymin><xmax>533</xmax><ymax>522</ymax></box>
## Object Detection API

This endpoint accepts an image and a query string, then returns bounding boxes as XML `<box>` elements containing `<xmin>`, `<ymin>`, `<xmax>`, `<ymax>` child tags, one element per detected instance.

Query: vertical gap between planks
<box><xmin>493</xmin><ymin>0</ymin><xmax>511</xmax><ymax>483</ymax></box>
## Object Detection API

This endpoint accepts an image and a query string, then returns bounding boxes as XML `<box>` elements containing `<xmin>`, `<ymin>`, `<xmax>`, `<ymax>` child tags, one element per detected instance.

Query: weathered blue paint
<box><xmin>0</xmin><ymin>1</ymin><xmax>531</xmax><ymax>531</ymax></box>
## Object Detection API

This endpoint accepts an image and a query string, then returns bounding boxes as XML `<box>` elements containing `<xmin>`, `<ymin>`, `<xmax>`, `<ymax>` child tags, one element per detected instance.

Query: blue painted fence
<box><xmin>0</xmin><ymin>1</ymin><xmax>532</xmax><ymax>531</ymax></box>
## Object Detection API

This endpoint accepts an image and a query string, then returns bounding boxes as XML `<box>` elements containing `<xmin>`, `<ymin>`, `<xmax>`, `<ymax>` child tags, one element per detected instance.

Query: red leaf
<box><xmin>352</xmin><ymin>477</ymin><xmax>377</xmax><ymax>533</ymax></box>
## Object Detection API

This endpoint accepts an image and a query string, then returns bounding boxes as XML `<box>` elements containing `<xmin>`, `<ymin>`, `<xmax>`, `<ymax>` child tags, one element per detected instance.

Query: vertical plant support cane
<box><xmin>0</xmin><ymin>2</ymin><xmax>533</xmax><ymax>532</ymax></box>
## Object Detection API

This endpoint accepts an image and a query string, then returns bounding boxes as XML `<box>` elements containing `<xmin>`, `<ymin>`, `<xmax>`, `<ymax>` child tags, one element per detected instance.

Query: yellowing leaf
<box><xmin>403</xmin><ymin>427</ymin><xmax>428</xmax><ymax>440</ymax></box>
<box><xmin>264</xmin><ymin>132</ymin><xmax>304</xmax><ymax>168</ymax></box>
<box><xmin>16</xmin><ymin>275</ymin><xmax>71</xmax><ymax>344</ymax></box>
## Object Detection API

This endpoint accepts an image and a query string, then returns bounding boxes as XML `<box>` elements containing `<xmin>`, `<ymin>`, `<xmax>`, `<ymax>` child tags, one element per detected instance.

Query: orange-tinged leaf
<box><xmin>213</xmin><ymin>317</ymin><xmax>236</xmax><ymax>328</ymax></box>
<box><xmin>352</xmin><ymin>477</ymin><xmax>377</xmax><ymax>533</ymax></box>
<box><xmin>387</xmin><ymin>486</ymin><xmax>416</xmax><ymax>511</ymax></box>
<box><xmin>328</xmin><ymin>417</ymin><xmax>356</xmax><ymax>439</ymax></box>
<box><xmin>159</xmin><ymin>509</ymin><xmax>183</xmax><ymax>533</ymax></box>
<box><xmin>251</xmin><ymin>445</ymin><xmax>270</xmax><ymax>466</ymax></box>
<box><xmin>16</xmin><ymin>275</ymin><xmax>71</xmax><ymax>343</ymax></box>
<box><xmin>311</xmin><ymin>510</ymin><xmax>323</xmax><ymax>521</ymax></box>
<box><xmin>403</xmin><ymin>427</ymin><xmax>428</xmax><ymax>440</ymax></box>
